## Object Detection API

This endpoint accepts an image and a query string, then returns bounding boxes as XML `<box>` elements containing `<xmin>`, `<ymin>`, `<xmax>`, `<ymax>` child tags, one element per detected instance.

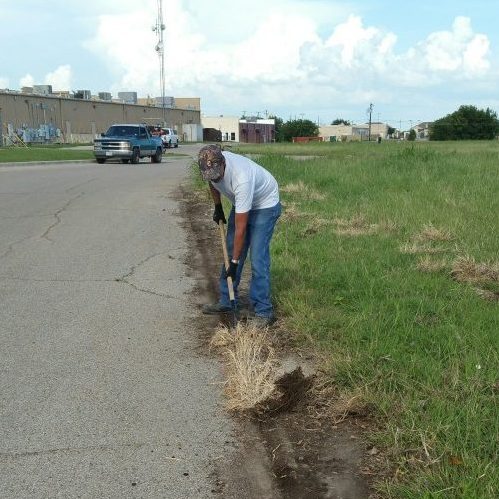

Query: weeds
<box><xmin>231</xmin><ymin>140</ymin><xmax>499</xmax><ymax>498</ymax></box>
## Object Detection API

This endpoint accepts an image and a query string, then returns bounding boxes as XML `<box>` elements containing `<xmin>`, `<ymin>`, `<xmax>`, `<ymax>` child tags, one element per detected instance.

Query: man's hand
<box><xmin>225</xmin><ymin>260</ymin><xmax>238</xmax><ymax>281</ymax></box>
<box><xmin>213</xmin><ymin>203</ymin><xmax>226</xmax><ymax>224</ymax></box>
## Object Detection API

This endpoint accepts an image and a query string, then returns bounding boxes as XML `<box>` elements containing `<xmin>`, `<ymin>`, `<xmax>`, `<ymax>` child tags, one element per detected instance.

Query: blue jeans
<box><xmin>219</xmin><ymin>202</ymin><xmax>281</xmax><ymax>318</ymax></box>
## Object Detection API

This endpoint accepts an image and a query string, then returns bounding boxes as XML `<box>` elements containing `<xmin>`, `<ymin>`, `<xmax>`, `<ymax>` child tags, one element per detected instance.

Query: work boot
<box><xmin>202</xmin><ymin>302</ymin><xmax>233</xmax><ymax>315</ymax></box>
<box><xmin>248</xmin><ymin>315</ymin><xmax>276</xmax><ymax>328</ymax></box>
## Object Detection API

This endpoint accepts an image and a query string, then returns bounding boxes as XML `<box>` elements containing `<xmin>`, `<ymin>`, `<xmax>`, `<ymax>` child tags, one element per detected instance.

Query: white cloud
<box><xmin>83</xmin><ymin>3</ymin><xmax>493</xmax><ymax>117</ymax></box>
<box><xmin>19</xmin><ymin>74</ymin><xmax>34</xmax><ymax>88</ymax></box>
<box><xmin>421</xmin><ymin>16</ymin><xmax>490</xmax><ymax>75</ymax></box>
<box><xmin>44</xmin><ymin>65</ymin><xmax>72</xmax><ymax>91</ymax></box>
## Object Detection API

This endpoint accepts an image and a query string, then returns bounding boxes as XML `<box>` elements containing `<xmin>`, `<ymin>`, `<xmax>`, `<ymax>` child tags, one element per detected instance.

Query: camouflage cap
<box><xmin>198</xmin><ymin>144</ymin><xmax>225</xmax><ymax>181</ymax></box>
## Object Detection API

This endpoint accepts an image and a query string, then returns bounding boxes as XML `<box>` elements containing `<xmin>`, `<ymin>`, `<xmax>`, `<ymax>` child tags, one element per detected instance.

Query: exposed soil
<box><xmin>176</xmin><ymin>184</ymin><xmax>374</xmax><ymax>499</ymax></box>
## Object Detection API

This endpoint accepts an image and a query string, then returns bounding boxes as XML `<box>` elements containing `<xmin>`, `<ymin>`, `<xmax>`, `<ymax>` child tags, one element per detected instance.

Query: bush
<box><xmin>430</xmin><ymin>105</ymin><xmax>499</xmax><ymax>140</ymax></box>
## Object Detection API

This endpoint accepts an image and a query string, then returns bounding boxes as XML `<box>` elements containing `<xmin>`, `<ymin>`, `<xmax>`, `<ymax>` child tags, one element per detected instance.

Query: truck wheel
<box><xmin>168</xmin><ymin>140</ymin><xmax>172</xmax><ymax>149</ymax></box>
<box><xmin>151</xmin><ymin>147</ymin><xmax>162</xmax><ymax>163</ymax></box>
<box><xmin>174</xmin><ymin>141</ymin><xmax>179</xmax><ymax>148</ymax></box>
<box><xmin>121</xmin><ymin>159</ymin><xmax>129</xmax><ymax>164</ymax></box>
<box><xmin>131</xmin><ymin>148</ymin><xmax>140</xmax><ymax>164</ymax></box>
<box><xmin>96</xmin><ymin>158</ymin><xmax>106</xmax><ymax>164</ymax></box>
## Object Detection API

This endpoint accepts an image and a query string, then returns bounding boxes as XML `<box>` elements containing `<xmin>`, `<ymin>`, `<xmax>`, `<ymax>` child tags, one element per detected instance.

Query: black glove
<box><xmin>225</xmin><ymin>260</ymin><xmax>238</xmax><ymax>281</ymax></box>
<box><xmin>213</xmin><ymin>203</ymin><xmax>226</xmax><ymax>224</ymax></box>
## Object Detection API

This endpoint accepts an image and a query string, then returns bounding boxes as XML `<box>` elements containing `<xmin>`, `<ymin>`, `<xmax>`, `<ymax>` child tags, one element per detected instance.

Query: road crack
<box><xmin>40</xmin><ymin>192</ymin><xmax>84</xmax><ymax>242</ymax></box>
<box><xmin>115</xmin><ymin>252</ymin><xmax>185</xmax><ymax>301</ymax></box>
<box><xmin>65</xmin><ymin>178</ymin><xmax>97</xmax><ymax>192</ymax></box>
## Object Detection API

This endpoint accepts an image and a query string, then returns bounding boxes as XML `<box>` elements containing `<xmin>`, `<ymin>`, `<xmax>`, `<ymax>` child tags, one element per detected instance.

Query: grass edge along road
<box><xmin>198</xmin><ymin>141</ymin><xmax>498</xmax><ymax>498</ymax></box>
<box><xmin>0</xmin><ymin>146</ymin><xmax>94</xmax><ymax>163</ymax></box>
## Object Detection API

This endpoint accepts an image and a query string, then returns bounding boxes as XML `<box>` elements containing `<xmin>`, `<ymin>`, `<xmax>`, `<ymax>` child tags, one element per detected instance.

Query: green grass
<box><xmin>0</xmin><ymin>146</ymin><xmax>93</xmax><ymax>162</ymax></box>
<box><xmin>226</xmin><ymin>141</ymin><xmax>498</xmax><ymax>497</ymax></box>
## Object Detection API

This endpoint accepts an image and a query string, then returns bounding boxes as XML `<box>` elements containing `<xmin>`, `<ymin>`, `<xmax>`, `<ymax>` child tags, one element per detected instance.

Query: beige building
<box><xmin>0</xmin><ymin>90</ymin><xmax>201</xmax><ymax>144</ymax></box>
<box><xmin>201</xmin><ymin>115</ymin><xmax>240</xmax><ymax>142</ymax></box>
<box><xmin>175</xmin><ymin>97</ymin><xmax>200</xmax><ymax>111</ymax></box>
<box><xmin>319</xmin><ymin>122</ymin><xmax>392</xmax><ymax>141</ymax></box>
<box><xmin>318</xmin><ymin>124</ymin><xmax>353</xmax><ymax>141</ymax></box>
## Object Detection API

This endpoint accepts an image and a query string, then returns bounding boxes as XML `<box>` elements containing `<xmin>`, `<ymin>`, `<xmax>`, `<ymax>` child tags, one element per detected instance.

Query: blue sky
<box><xmin>1</xmin><ymin>0</ymin><xmax>498</xmax><ymax>127</ymax></box>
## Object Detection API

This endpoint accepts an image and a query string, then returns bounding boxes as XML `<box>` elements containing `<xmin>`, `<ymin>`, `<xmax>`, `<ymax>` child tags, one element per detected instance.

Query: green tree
<box><xmin>387</xmin><ymin>126</ymin><xmax>396</xmax><ymax>136</ymax></box>
<box><xmin>280</xmin><ymin>119</ymin><xmax>319</xmax><ymax>142</ymax></box>
<box><xmin>269</xmin><ymin>114</ymin><xmax>284</xmax><ymax>142</ymax></box>
<box><xmin>331</xmin><ymin>118</ymin><xmax>352</xmax><ymax>125</ymax></box>
<box><xmin>430</xmin><ymin>105</ymin><xmax>499</xmax><ymax>140</ymax></box>
<box><xmin>408</xmin><ymin>129</ymin><xmax>417</xmax><ymax>141</ymax></box>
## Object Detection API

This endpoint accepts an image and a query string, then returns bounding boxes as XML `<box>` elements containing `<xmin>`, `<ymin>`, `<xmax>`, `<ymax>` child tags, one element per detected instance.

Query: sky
<box><xmin>0</xmin><ymin>0</ymin><xmax>498</xmax><ymax>127</ymax></box>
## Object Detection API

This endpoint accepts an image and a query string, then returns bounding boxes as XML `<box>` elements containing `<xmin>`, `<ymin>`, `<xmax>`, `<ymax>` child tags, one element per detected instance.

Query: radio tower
<box><xmin>153</xmin><ymin>0</ymin><xmax>166</xmax><ymax>124</ymax></box>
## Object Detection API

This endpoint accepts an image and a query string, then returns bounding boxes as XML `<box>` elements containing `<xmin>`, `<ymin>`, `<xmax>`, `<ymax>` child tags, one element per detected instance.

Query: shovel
<box><xmin>218</xmin><ymin>221</ymin><xmax>238</xmax><ymax>327</ymax></box>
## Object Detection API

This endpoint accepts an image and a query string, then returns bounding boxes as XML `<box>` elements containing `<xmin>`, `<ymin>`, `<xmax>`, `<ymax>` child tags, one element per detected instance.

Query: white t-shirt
<box><xmin>211</xmin><ymin>151</ymin><xmax>279</xmax><ymax>213</ymax></box>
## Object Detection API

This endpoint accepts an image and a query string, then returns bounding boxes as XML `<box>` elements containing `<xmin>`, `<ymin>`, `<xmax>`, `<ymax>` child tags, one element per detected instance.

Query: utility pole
<box><xmin>367</xmin><ymin>103</ymin><xmax>374</xmax><ymax>141</ymax></box>
<box><xmin>153</xmin><ymin>0</ymin><xmax>166</xmax><ymax>124</ymax></box>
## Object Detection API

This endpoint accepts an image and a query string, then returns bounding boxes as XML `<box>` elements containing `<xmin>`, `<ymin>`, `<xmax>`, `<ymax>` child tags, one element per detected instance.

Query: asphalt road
<box><xmin>0</xmin><ymin>150</ymin><xmax>241</xmax><ymax>498</ymax></box>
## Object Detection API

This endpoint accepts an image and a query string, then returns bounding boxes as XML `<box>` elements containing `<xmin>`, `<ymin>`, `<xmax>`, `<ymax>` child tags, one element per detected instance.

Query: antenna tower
<box><xmin>153</xmin><ymin>0</ymin><xmax>166</xmax><ymax>124</ymax></box>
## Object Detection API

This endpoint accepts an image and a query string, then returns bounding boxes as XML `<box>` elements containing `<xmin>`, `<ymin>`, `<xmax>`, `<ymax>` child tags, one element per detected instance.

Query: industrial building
<box><xmin>0</xmin><ymin>89</ymin><xmax>201</xmax><ymax>144</ymax></box>
<box><xmin>201</xmin><ymin>115</ymin><xmax>275</xmax><ymax>143</ymax></box>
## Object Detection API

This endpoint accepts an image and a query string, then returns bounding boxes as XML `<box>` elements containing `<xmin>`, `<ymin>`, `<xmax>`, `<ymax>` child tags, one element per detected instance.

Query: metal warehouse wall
<box><xmin>0</xmin><ymin>91</ymin><xmax>200</xmax><ymax>142</ymax></box>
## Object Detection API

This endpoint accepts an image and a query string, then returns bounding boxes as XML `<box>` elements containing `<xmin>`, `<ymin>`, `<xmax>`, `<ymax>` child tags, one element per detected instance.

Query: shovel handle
<box><xmin>218</xmin><ymin>222</ymin><xmax>236</xmax><ymax>302</ymax></box>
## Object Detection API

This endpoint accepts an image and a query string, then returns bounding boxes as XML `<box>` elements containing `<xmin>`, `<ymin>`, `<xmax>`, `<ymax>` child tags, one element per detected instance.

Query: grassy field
<box><xmin>219</xmin><ymin>141</ymin><xmax>498</xmax><ymax>497</ymax></box>
<box><xmin>0</xmin><ymin>146</ymin><xmax>93</xmax><ymax>163</ymax></box>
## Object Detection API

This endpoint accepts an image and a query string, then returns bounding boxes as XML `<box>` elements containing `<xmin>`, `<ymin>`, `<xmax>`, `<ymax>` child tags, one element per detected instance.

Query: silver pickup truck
<box><xmin>94</xmin><ymin>124</ymin><xmax>163</xmax><ymax>164</ymax></box>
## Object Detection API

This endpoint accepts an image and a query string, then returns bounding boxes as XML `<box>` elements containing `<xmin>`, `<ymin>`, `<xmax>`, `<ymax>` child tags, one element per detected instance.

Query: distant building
<box><xmin>153</xmin><ymin>96</ymin><xmax>174</xmax><ymax>108</ymax></box>
<box><xmin>33</xmin><ymin>85</ymin><xmax>52</xmax><ymax>95</ymax></box>
<box><xmin>175</xmin><ymin>97</ymin><xmax>201</xmax><ymax>111</ymax></box>
<box><xmin>202</xmin><ymin>115</ymin><xmax>239</xmax><ymax>142</ymax></box>
<box><xmin>239</xmin><ymin>118</ymin><xmax>275</xmax><ymax>143</ymax></box>
<box><xmin>117</xmin><ymin>91</ymin><xmax>138</xmax><ymax>104</ymax></box>
<box><xmin>411</xmin><ymin>122</ymin><xmax>433</xmax><ymax>140</ymax></box>
<box><xmin>98</xmin><ymin>92</ymin><xmax>112</xmax><ymax>101</ymax></box>
<box><xmin>53</xmin><ymin>91</ymin><xmax>72</xmax><ymax>99</ymax></box>
<box><xmin>319</xmin><ymin>122</ymin><xmax>394</xmax><ymax>141</ymax></box>
<box><xmin>201</xmin><ymin>116</ymin><xmax>276</xmax><ymax>143</ymax></box>
<box><xmin>74</xmin><ymin>90</ymin><xmax>91</xmax><ymax>100</ymax></box>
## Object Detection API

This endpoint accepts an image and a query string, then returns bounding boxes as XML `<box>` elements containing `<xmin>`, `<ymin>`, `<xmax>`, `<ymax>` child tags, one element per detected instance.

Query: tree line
<box><xmin>264</xmin><ymin>105</ymin><xmax>498</xmax><ymax>142</ymax></box>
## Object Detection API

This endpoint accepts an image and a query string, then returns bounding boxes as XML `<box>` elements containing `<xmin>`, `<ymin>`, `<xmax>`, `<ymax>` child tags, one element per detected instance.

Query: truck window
<box><xmin>106</xmin><ymin>125</ymin><xmax>139</xmax><ymax>137</ymax></box>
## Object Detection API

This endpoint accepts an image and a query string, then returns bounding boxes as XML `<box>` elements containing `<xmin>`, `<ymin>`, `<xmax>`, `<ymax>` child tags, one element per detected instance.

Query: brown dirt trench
<box><xmin>177</xmin><ymin>185</ymin><xmax>373</xmax><ymax>499</ymax></box>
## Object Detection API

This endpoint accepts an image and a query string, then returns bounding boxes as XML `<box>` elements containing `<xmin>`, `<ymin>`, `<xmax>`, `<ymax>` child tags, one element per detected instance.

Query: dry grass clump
<box><xmin>210</xmin><ymin>323</ymin><xmax>279</xmax><ymax>411</ymax></box>
<box><xmin>400</xmin><ymin>224</ymin><xmax>454</xmax><ymax>255</ymax></box>
<box><xmin>333</xmin><ymin>214</ymin><xmax>378</xmax><ymax>236</ymax></box>
<box><xmin>416</xmin><ymin>256</ymin><xmax>449</xmax><ymax>273</ymax></box>
<box><xmin>474</xmin><ymin>287</ymin><xmax>499</xmax><ymax>302</ymax></box>
<box><xmin>414</xmin><ymin>224</ymin><xmax>454</xmax><ymax>243</ymax></box>
<box><xmin>280</xmin><ymin>180</ymin><xmax>308</xmax><ymax>194</ymax></box>
<box><xmin>280</xmin><ymin>201</ymin><xmax>306</xmax><ymax>222</ymax></box>
<box><xmin>451</xmin><ymin>255</ymin><xmax>499</xmax><ymax>284</ymax></box>
<box><xmin>399</xmin><ymin>242</ymin><xmax>448</xmax><ymax>255</ymax></box>
<box><xmin>281</xmin><ymin>180</ymin><xmax>325</xmax><ymax>201</ymax></box>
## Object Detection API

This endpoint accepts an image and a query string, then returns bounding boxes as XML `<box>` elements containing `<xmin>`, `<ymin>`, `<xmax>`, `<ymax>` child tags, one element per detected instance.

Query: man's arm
<box><xmin>209</xmin><ymin>183</ymin><xmax>226</xmax><ymax>224</ymax></box>
<box><xmin>232</xmin><ymin>212</ymin><xmax>249</xmax><ymax>261</ymax></box>
<box><xmin>209</xmin><ymin>183</ymin><xmax>221</xmax><ymax>204</ymax></box>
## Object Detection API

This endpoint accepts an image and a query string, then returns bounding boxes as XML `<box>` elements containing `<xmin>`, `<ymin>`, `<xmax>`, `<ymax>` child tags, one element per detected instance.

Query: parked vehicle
<box><xmin>93</xmin><ymin>124</ymin><xmax>163</xmax><ymax>164</ymax></box>
<box><xmin>160</xmin><ymin>128</ymin><xmax>179</xmax><ymax>149</ymax></box>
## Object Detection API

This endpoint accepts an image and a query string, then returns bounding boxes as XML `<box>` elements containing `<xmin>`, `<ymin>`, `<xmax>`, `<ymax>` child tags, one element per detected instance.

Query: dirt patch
<box><xmin>176</xmin><ymin>184</ymin><xmax>373</xmax><ymax>498</ymax></box>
